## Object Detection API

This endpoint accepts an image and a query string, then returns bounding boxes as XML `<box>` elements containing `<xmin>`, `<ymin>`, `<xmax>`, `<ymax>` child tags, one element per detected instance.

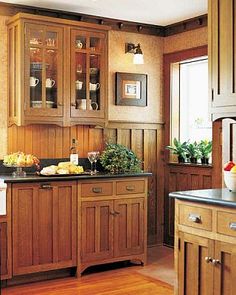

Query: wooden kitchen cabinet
<box><xmin>79</xmin><ymin>178</ymin><xmax>147</xmax><ymax>274</ymax></box>
<box><xmin>0</xmin><ymin>187</ymin><xmax>12</xmax><ymax>280</ymax></box>
<box><xmin>7</xmin><ymin>13</ymin><xmax>109</xmax><ymax>126</ymax></box>
<box><xmin>175</xmin><ymin>199</ymin><xmax>236</xmax><ymax>295</ymax></box>
<box><xmin>114</xmin><ymin>198</ymin><xmax>145</xmax><ymax>257</ymax></box>
<box><xmin>12</xmin><ymin>181</ymin><xmax>77</xmax><ymax>275</ymax></box>
<box><xmin>70</xmin><ymin>29</ymin><xmax>107</xmax><ymax>125</ymax></box>
<box><xmin>81</xmin><ymin>200</ymin><xmax>113</xmax><ymax>263</ymax></box>
<box><xmin>209</xmin><ymin>0</ymin><xmax>236</xmax><ymax>120</ymax></box>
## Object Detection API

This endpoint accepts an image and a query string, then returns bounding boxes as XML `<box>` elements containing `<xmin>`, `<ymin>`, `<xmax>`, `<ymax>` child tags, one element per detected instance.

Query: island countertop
<box><xmin>169</xmin><ymin>188</ymin><xmax>236</xmax><ymax>208</ymax></box>
<box><xmin>0</xmin><ymin>171</ymin><xmax>152</xmax><ymax>183</ymax></box>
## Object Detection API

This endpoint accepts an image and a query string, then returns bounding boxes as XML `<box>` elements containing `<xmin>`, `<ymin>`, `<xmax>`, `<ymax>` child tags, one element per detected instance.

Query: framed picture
<box><xmin>115</xmin><ymin>72</ymin><xmax>147</xmax><ymax>106</ymax></box>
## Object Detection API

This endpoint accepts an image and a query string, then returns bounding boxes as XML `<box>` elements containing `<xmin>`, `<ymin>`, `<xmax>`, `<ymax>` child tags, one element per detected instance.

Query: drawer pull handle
<box><xmin>229</xmin><ymin>222</ymin><xmax>236</xmax><ymax>231</ymax></box>
<box><xmin>126</xmin><ymin>186</ymin><xmax>135</xmax><ymax>191</ymax></box>
<box><xmin>205</xmin><ymin>256</ymin><xmax>213</xmax><ymax>264</ymax></box>
<box><xmin>110</xmin><ymin>211</ymin><xmax>120</xmax><ymax>216</ymax></box>
<box><xmin>92</xmin><ymin>187</ymin><xmax>102</xmax><ymax>193</ymax></box>
<box><xmin>188</xmin><ymin>214</ymin><xmax>201</xmax><ymax>223</ymax></box>
<box><xmin>41</xmin><ymin>184</ymin><xmax>52</xmax><ymax>189</ymax></box>
<box><xmin>212</xmin><ymin>259</ymin><xmax>221</xmax><ymax>266</ymax></box>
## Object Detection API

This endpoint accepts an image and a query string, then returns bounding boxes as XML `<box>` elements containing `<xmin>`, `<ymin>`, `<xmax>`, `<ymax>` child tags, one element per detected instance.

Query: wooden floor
<box><xmin>2</xmin><ymin>246</ymin><xmax>174</xmax><ymax>295</ymax></box>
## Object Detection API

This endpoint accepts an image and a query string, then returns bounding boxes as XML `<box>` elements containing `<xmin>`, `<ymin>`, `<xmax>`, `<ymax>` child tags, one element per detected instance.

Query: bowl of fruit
<box><xmin>224</xmin><ymin>161</ymin><xmax>236</xmax><ymax>192</ymax></box>
<box><xmin>3</xmin><ymin>152</ymin><xmax>40</xmax><ymax>177</ymax></box>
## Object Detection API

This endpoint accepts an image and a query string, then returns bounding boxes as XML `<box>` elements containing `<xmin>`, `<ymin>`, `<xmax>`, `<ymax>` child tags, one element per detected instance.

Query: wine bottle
<box><xmin>70</xmin><ymin>138</ymin><xmax>79</xmax><ymax>165</ymax></box>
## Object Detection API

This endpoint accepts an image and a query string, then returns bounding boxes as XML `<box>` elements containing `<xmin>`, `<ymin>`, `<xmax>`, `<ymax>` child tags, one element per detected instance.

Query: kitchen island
<box><xmin>170</xmin><ymin>189</ymin><xmax>236</xmax><ymax>295</ymax></box>
<box><xmin>0</xmin><ymin>172</ymin><xmax>151</xmax><ymax>285</ymax></box>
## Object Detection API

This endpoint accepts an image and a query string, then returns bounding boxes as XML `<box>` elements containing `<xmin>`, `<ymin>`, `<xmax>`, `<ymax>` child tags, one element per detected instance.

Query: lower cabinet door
<box><xmin>214</xmin><ymin>241</ymin><xmax>236</xmax><ymax>295</ymax></box>
<box><xmin>12</xmin><ymin>182</ymin><xmax>77</xmax><ymax>275</ymax></box>
<box><xmin>178</xmin><ymin>232</ymin><xmax>214</xmax><ymax>295</ymax></box>
<box><xmin>81</xmin><ymin>200</ymin><xmax>114</xmax><ymax>262</ymax></box>
<box><xmin>0</xmin><ymin>222</ymin><xmax>11</xmax><ymax>279</ymax></box>
<box><xmin>114</xmin><ymin>198</ymin><xmax>145</xmax><ymax>257</ymax></box>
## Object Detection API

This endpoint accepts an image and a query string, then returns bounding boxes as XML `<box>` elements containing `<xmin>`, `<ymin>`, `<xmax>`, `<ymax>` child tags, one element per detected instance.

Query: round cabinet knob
<box><xmin>71</xmin><ymin>102</ymin><xmax>76</xmax><ymax>107</ymax></box>
<box><xmin>205</xmin><ymin>256</ymin><xmax>213</xmax><ymax>263</ymax></box>
<box><xmin>212</xmin><ymin>259</ymin><xmax>221</xmax><ymax>266</ymax></box>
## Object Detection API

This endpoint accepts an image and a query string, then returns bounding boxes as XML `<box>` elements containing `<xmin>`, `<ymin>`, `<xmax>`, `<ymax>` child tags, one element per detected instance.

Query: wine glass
<box><xmin>87</xmin><ymin>152</ymin><xmax>96</xmax><ymax>175</ymax></box>
<box><xmin>93</xmin><ymin>151</ymin><xmax>100</xmax><ymax>174</ymax></box>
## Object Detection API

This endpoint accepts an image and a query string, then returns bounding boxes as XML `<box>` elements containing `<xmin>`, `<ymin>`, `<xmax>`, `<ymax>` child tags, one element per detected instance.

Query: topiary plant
<box><xmin>100</xmin><ymin>143</ymin><xmax>142</xmax><ymax>173</ymax></box>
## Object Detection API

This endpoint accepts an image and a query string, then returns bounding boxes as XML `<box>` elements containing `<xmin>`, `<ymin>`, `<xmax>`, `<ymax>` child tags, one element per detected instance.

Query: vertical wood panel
<box><xmin>117</xmin><ymin>129</ymin><xmax>131</xmax><ymax>148</ymax></box>
<box><xmin>144</xmin><ymin>129</ymin><xmax>157</xmax><ymax>245</ymax></box>
<box><xmin>131</xmin><ymin>129</ymin><xmax>143</xmax><ymax>164</ymax></box>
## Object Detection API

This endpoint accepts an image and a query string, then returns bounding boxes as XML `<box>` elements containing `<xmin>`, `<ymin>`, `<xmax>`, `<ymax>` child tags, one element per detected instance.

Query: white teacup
<box><xmin>89</xmin><ymin>82</ymin><xmax>100</xmax><ymax>91</ymax></box>
<box><xmin>76</xmin><ymin>80</ymin><xmax>83</xmax><ymax>90</ymax></box>
<box><xmin>30</xmin><ymin>76</ymin><xmax>39</xmax><ymax>87</ymax></box>
<box><xmin>46</xmin><ymin>78</ymin><xmax>55</xmax><ymax>88</ymax></box>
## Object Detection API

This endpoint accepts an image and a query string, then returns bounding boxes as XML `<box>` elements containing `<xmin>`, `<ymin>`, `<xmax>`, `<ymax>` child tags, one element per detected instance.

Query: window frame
<box><xmin>163</xmin><ymin>45</ymin><xmax>208</xmax><ymax>163</ymax></box>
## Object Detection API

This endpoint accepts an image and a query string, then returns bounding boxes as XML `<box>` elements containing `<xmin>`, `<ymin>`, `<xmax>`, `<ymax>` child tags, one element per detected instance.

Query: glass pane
<box><xmin>90</xmin><ymin>37</ymin><xmax>101</xmax><ymax>51</ymax></box>
<box><xmin>45</xmin><ymin>31</ymin><xmax>57</xmax><ymax>48</ymax></box>
<box><xmin>30</xmin><ymin>47</ymin><xmax>42</xmax><ymax>108</ymax></box>
<box><xmin>75</xmin><ymin>36</ymin><xmax>86</xmax><ymax>49</ymax></box>
<box><xmin>179</xmin><ymin>58</ymin><xmax>211</xmax><ymax>142</ymax></box>
<box><xmin>75</xmin><ymin>52</ymin><xmax>87</xmax><ymax>110</ymax></box>
<box><xmin>46</xmin><ymin>49</ymin><xmax>58</xmax><ymax>108</ymax></box>
<box><xmin>29</xmin><ymin>29</ymin><xmax>43</xmax><ymax>45</ymax></box>
<box><xmin>90</xmin><ymin>54</ymin><xmax>100</xmax><ymax>110</ymax></box>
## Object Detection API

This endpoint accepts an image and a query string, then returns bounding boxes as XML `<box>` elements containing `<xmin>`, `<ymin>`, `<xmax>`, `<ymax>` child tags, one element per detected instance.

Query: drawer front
<box><xmin>116</xmin><ymin>180</ymin><xmax>145</xmax><ymax>195</ymax></box>
<box><xmin>217</xmin><ymin>211</ymin><xmax>236</xmax><ymax>237</ymax></box>
<box><xmin>179</xmin><ymin>204</ymin><xmax>212</xmax><ymax>231</ymax></box>
<box><xmin>81</xmin><ymin>182</ymin><xmax>113</xmax><ymax>197</ymax></box>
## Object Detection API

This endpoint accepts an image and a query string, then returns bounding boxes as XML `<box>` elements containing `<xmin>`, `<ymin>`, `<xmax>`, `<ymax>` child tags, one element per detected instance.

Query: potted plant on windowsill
<box><xmin>186</xmin><ymin>141</ymin><xmax>200</xmax><ymax>164</ymax></box>
<box><xmin>198</xmin><ymin>140</ymin><xmax>212</xmax><ymax>165</ymax></box>
<box><xmin>166</xmin><ymin>138</ymin><xmax>188</xmax><ymax>163</ymax></box>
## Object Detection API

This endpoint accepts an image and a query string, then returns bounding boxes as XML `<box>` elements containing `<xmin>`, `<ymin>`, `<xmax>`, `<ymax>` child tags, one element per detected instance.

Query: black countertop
<box><xmin>0</xmin><ymin>172</ymin><xmax>152</xmax><ymax>183</ymax></box>
<box><xmin>169</xmin><ymin>188</ymin><xmax>236</xmax><ymax>208</ymax></box>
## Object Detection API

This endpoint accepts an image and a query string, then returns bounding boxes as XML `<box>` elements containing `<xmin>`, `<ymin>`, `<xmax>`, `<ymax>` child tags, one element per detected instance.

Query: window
<box><xmin>170</xmin><ymin>57</ymin><xmax>212</xmax><ymax>143</ymax></box>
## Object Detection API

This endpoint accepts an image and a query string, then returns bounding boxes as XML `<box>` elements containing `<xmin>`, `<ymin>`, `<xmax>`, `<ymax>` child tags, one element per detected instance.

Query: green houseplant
<box><xmin>198</xmin><ymin>140</ymin><xmax>212</xmax><ymax>164</ymax></box>
<box><xmin>166</xmin><ymin>138</ymin><xmax>188</xmax><ymax>163</ymax></box>
<box><xmin>186</xmin><ymin>141</ymin><xmax>201</xmax><ymax>164</ymax></box>
<box><xmin>100</xmin><ymin>143</ymin><xmax>142</xmax><ymax>173</ymax></box>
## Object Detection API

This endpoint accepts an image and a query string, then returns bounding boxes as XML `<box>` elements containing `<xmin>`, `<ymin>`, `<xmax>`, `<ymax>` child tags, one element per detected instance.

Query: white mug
<box><xmin>46</xmin><ymin>78</ymin><xmax>55</xmax><ymax>88</ymax></box>
<box><xmin>77</xmin><ymin>99</ymin><xmax>98</xmax><ymax>110</ymax></box>
<box><xmin>89</xmin><ymin>82</ymin><xmax>100</xmax><ymax>91</ymax></box>
<box><xmin>30</xmin><ymin>76</ymin><xmax>39</xmax><ymax>87</ymax></box>
<box><xmin>76</xmin><ymin>40</ymin><xmax>83</xmax><ymax>49</ymax></box>
<box><xmin>75</xmin><ymin>80</ymin><xmax>83</xmax><ymax>90</ymax></box>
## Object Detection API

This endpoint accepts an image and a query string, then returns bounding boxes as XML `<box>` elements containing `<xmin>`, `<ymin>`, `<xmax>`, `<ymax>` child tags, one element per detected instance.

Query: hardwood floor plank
<box><xmin>2</xmin><ymin>271</ymin><xmax>173</xmax><ymax>295</ymax></box>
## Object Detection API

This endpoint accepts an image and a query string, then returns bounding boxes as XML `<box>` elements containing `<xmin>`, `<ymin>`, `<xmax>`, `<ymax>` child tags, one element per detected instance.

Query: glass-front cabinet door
<box><xmin>25</xmin><ymin>24</ymin><xmax>63</xmax><ymax>117</ymax></box>
<box><xmin>70</xmin><ymin>30</ymin><xmax>106</xmax><ymax>120</ymax></box>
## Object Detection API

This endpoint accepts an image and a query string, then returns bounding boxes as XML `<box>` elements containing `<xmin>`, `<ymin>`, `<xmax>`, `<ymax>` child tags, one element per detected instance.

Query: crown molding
<box><xmin>0</xmin><ymin>1</ymin><xmax>207</xmax><ymax>37</ymax></box>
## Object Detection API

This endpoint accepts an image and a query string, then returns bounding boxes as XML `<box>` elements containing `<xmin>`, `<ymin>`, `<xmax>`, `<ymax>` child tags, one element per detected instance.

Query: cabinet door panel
<box><xmin>0</xmin><ymin>222</ymin><xmax>9</xmax><ymax>277</ymax></box>
<box><xmin>178</xmin><ymin>232</ymin><xmax>214</xmax><ymax>295</ymax></box>
<box><xmin>214</xmin><ymin>241</ymin><xmax>236</xmax><ymax>295</ymax></box>
<box><xmin>114</xmin><ymin>198</ymin><xmax>144</xmax><ymax>257</ymax></box>
<box><xmin>13</xmin><ymin>186</ymin><xmax>35</xmax><ymax>272</ymax></box>
<box><xmin>57</xmin><ymin>184</ymin><xmax>76</xmax><ymax>263</ymax></box>
<box><xmin>13</xmin><ymin>182</ymin><xmax>77</xmax><ymax>275</ymax></box>
<box><xmin>81</xmin><ymin>200</ymin><xmax>113</xmax><ymax>262</ymax></box>
<box><xmin>38</xmin><ymin>188</ymin><xmax>54</xmax><ymax>265</ymax></box>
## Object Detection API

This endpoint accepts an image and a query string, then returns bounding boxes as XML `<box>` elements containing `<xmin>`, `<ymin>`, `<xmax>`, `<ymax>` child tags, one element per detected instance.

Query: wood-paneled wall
<box><xmin>8</xmin><ymin>124</ymin><xmax>165</xmax><ymax>245</ymax></box>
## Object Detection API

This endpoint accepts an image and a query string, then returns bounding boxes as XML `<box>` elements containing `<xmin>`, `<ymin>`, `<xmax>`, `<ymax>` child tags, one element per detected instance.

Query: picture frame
<box><xmin>115</xmin><ymin>72</ymin><xmax>147</xmax><ymax>106</ymax></box>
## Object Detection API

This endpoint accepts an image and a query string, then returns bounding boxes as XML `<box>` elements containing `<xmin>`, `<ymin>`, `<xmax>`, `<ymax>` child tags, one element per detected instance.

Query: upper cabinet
<box><xmin>7</xmin><ymin>13</ymin><xmax>109</xmax><ymax>126</ymax></box>
<box><xmin>209</xmin><ymin>0</ymin><xmax>236</xmax><ymax>120</ymax></box>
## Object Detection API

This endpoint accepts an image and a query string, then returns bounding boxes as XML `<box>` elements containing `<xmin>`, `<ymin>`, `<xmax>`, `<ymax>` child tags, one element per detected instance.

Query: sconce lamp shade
<box><xmin>125</xmin><ymin>43</ymin><xmax>144</xmax><ymax>64</ymax></box>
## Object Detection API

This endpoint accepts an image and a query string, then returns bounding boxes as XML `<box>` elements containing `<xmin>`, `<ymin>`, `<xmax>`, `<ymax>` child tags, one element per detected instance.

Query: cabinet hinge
<box><xmin>211</xmin><ymin>88</ymin><xmax>214</xmax><ymax>102</ymax></box>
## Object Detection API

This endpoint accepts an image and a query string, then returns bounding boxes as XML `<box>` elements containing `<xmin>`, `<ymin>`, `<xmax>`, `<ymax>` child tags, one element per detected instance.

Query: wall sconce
<box><xmin>125</xmin><ymin>43</ymin><xmax>144</xmax><ymax>64</ymax></box>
